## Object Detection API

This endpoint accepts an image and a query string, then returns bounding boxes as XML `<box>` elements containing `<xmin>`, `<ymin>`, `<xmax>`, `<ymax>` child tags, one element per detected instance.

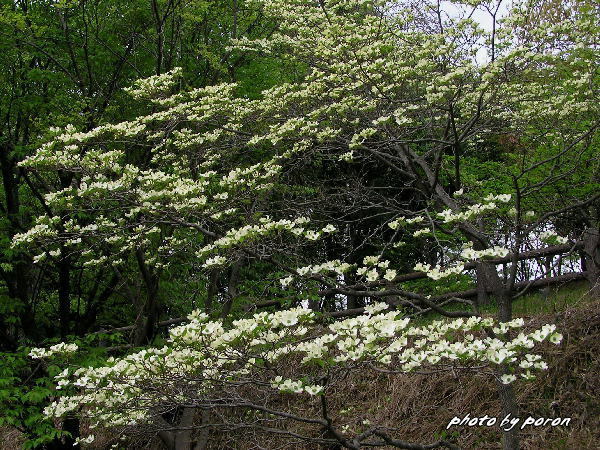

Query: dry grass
<box><xmin>205</xmin><ymin>298</ymin><xmax>600</xmax><ymax>449</ymax></box>
<box><xmin>3</xmin><ymin>290</ymin><xmax>599</xmax><ymax>449</ymax></box>
<box><xmin>0</xmin><ymin>426</ymin><xmax>25</xmax><ymax>449</ymax></box>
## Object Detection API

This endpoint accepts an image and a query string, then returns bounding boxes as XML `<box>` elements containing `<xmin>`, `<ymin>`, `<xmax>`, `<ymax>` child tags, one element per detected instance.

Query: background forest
<box><xmin>0</xmin><ymin>0</ymin><xmax>598</xmax><ymax>449</ymax></box>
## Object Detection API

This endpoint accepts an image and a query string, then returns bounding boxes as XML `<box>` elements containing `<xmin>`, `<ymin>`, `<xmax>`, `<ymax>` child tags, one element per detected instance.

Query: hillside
<box><xmin>137</xmin><ymin>284</ymin><xmax>598</xmax><ymax>450</ymax></box>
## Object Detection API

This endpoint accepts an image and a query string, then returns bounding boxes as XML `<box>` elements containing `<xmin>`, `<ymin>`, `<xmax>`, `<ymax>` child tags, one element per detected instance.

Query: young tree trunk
<box><xmin>498</xmin><ymin>372</ymin><xmax>520</xmax><ymax>450</ymax></box>
<box><xmin>496</xmin><ymin>288</ymin><xmax>519</xmax><ymax>450</ymax></box>
<box><xmin>582</xmin><ymin>227</ymin><xmax>600</xmax><ymax>296</ymax></box>
<box><xmin>157</xmin><ymin>407</ymin><xmax>197</xmax><ymax>450</ymax></box>
<box><xmin>481</xmin><ymin>270</ymin><xmax>520</xmax><ymax>450</ymax></box>
<box><xmin>58</xmin><ymin>254</ymin><xmax>71</xmax><ymax>339</ymax></box>
<box><xmin>133</xmin><ymin>250</ymin><xmax>160</xmax><ymax>346</ymax></box>
<box><xmin>221</xmin><ymin>261</ymin><xmax>241</xmax><ymax>318</ymax></box>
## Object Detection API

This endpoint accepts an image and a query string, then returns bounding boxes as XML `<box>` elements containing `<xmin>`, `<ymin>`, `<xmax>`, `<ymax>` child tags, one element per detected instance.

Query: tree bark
<box><xmin>221</xmin><ymin>261</ymin><xmax>242</xmax><ymax>318</ymax></box>
<box><xmin>475</xmin><ymin>261</ymin><xmax>502</xmax><ymax>306</ymax></box>
<box><xmin>58</xmin><ymin>253</ymin><xmax>71</xmax><ymax>338</ymax></box>
<box><xmin>205</xmin><ymin>269</ymin><xmax>219</xmax><ymax>313</ymax></box>
<box><xmin>133</xmin><ymin>250</ymin><xmax>160</xmax><ymax>346</ymax></box>
<box><xmin>157</xmin><ymin>407</ymin><xmax>197</xmax><ymax>450</ymax></box>
<box><xmin>174</xmin><ymin>407</ymin><xmax>195</xmax><ymax>450</ymax></box>
<box><xmin>498</xmin><ymin>373</ymin><xmax>520</xmax><ymax>450</ymax></box>
<box><xmin>196</xmin><ymin>409</ymin><xmax>211</xmax><ymax>450</ymax></box>
<box><xmin>582</xmin><ymin>227</ymin><xmax>600</xmax><ymax>296</ymax></box>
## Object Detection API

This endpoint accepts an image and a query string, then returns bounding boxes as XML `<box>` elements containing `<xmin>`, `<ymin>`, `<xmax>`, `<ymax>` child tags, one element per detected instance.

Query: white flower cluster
<box><xmin>388</xmin><ymin>194</ymin><xmax>511</xmax><ymax>244</ymax></box>
<box><xmin>413</xmin><ymin>263</ymin><xmax>466</xmax><ymax>280</ymax></box>
<box><xmin>363</xmin><ymin>255</ymin><xmax>383</xmax><ymax>266</ymax></box>
<box><xmin>42</xmin><ymin>307</ymin><xmax>315</xmax><ymax>421</ymax></box>
<box><xmin>29</xmin><ymin>342</ymin><xmax>79</xmax><ymax>359</ymax></box>
<box><xmin>271</xmin><ymin>376</ymin><xmax>324</xmax><ymax>395</ymax></box>
<box><xmin>484</xmin><ymin>194</ymin><xmax>512</xmax><ymax>203</ymax></box>
<box><xmin>284</xmin><ymin>256</ymin><xmax>399</xmax><ymax>286</ymax></box>
<box><xmin>73</xmin><ymin>434</ymin><xmax>95</xmax><ymax>446</ymax></box>
<box><xmin>355</xmin><ymin>257</ymin><xmax>392</xmax><ymax>282</ymax></box>
<box><xmin>294</xmin><ymin>259</ymin><xmax>354</xmax><ymax>277</ymax></box>
<box><xmin>285</xmin><ymin>304</ymin><xmax>562</xmax><ymax>378</ymax></box>
<box><xmin>460</xmin><ymin>245</ymin><xmax>510</xmax><ymax>260</ymax></box>
<box><xmin>39</xmin><ymin>300</ymin><xmax>562</xmax><ymax>438</ymax></box>
<box><xmin>202</xmin><ymin>255</ymin><xmax>227</xmax><ymax>268</ymax></box>
<box><xmin>413</xmin><ymin>228</ymin><xmax>431</xmax><ymax>237</ymax></box>
<box><xmin>12</xmin><ymin>221</ymin><xmax>58</xmax><ymax>248</ymax></box>
<box><xmin>124</xmin><ymin>67</ymin><xmax>183</xmax><ymax>99</ymax></box>
<box><xmin>388</xmin><ymin>216</ymin><xmax>425</xmax><ymax>230</ymax></box>
<box><xmin>339</xmin><ymin>150</ymin><xmax>355</xmax><ymax>162</ymax></box>
<box><xmin>539</xmin><ymin>231</ymin><xmax>568</xmax><ymax>245</ymax></box>
<box><xmin>197</xmin><ymin>217</ymin><xmax>332</xmax><ymax>263</ymax></box>
<box><xmin>437</xmin><ymin>196</ymin><xmax>509</xmax><ymax>224</ymax></box>
<box><xmin>409</xmin><ymin>242</ymin><xmax>509</xmax><ymax>282</ymax></box>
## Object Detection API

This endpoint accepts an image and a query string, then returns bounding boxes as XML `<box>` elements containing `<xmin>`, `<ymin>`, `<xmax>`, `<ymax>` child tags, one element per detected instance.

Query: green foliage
<box><xmin>0</xmin><ymin>348</ymin><xmax>66</xmax><ymax>448</ymax></box>
<box><xmin>0</xmin><ymin>0</ymin><xmax>597</xmax><ymax>446</ymax></box>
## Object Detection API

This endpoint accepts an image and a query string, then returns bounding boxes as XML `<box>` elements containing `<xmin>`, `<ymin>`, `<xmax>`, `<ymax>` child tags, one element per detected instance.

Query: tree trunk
<box><xmin>157</xmin><ymin>407</ymin><xmax>197</xmax><ymax>450</ymax></box>
<box><xmin>196</xmin><ymin>409</ymin><xmax>211</xmax><ymax>450</ymax></box>
<box><xmin>58</xmin><ymin>254</ymin><xmax>71</xmax><ymax>339</ymax></box>
<box><xmin>174</xmin><ymin>407</ymin><xmax>195</xmax><ymax>450</ymax></box>
<box><xmin>498</xmin><ymin>372</ymin><xmax>520</xmax><ymax>450</ymax></box>
<box><xmin>496</xmin><ymin>288</ymin><xmax>519</xmax><ymax>450</ymax></box>
<box><xmin>205</xmin><ymin>270</ymin><xmax>219</xmax><ymax>313</ymax></box>
<box><xmin>133</xmin><ymin>283</ymin><xmax>159</xmax><ymax>346</ymax></box>
<box><xmin>133</xmin><ymin>250</ymin><xmax>160</xmax><ymax>346</ymax></box>
<box><xmin>44</xmin><ymin>415</ymin><xmax>79</xmax><ymax>449</ymax></box>
<box><xmin>478</xmin><ymin>265</ymin><xmax>520</xmax><ymax>450</ymax></box>
<box><xmin>583</xmin><ymin>227</ymin><xmax>600</xmax><ymax>296</ymax></box>
<box><xmin>474</xmin><ymin>260</ymin><xmax>503</xmax><ymax>307</ymax></box>
<box><xmin>221</xmin><ymin>261</ymin><xmax>241</xmax><ymax>318</ymax></box>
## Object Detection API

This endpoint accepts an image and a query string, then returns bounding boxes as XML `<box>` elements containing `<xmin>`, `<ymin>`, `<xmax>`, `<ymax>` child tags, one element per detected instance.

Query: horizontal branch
<box><xmin>380</xmin><ymin>242</ymin><xmax>582</xmax><ymax>286</ymax></box>
<box><xmin>324</xmin><ymin>271</ymin><xmax>588</xmax><ymax>319</ymax></box>
<box><xmin>97</xmin><ymin>271</ymin><xmax>586</xmax><ymax>353</ymax></box>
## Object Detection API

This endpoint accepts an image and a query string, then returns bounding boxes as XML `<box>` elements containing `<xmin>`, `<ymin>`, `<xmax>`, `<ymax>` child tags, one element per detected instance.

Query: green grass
<box><xmin>510</xmin><ymin>280</ymin><xmax>593</xmax><ymax>317</ymax></box>
<box><xmin>406</xmin><ymin>280</ymin><xmax>594</xmax><ymax>325</ymax></box>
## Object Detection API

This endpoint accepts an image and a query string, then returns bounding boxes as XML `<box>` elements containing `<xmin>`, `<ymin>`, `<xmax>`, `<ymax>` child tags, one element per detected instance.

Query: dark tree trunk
<box><xmin>583</xmin><ymin>227</ymin><xmax>600</xmax><ymax>296</ymax></box>
<box><xmin>205</xmin><ymin>270</ymin><xmax>219</xmax><ymax>313</ymax></box>
<box><xmin>473</xmin><ymin>239</ymin><xmax>504</xmax><ymax>307</ymax></box>
<box><xmin>221</xmin><ymin>261</ymin><xmax>241</xmax><ymax>318</ymax></box>
<box><xmin>477</xmin><ymin>262</ymin><xmax>520</xmax><ymax>450</ymax></box>
<box><xmin>175</xmin><ymin>407</ymin><xmax>196</xmax><ymax>450</ymax></box>
<box><xmin>498</xmin><ymin>372</ymin><xmax>520</xmax><ymax>450</ymax></box>
<box><xmin>195</xmin><ymin>409</ymin><xmax>211</xmax><ymax>450</ymax></box>
<box><xmin>133</xmin><ymin>282</ymin><xmax>159</xmax><ymax>346</ymax></box>
<box><xmin>157</xmin><ymin>407</ymin><xmax>197</xmax><ymax>450</ymax></box>
<box><xmin>133</xmin><ymin>250</ymin><xmax>160</xmax><ymax>346</ymax></box>
<box><xmin>496</xmin><ymin>288</ymin><xmax>519</xmax><ymax>450</ymax></box>
<box><xmin>44</xmin><ymin>415</ymin><xmax>79</xmax><ymax>449</ymax></box>
<box><xmin>58</xmin><ymin>254</ymin><xmax>71</xmax><ymax>338</ymax></box>
<box><xmin>0</xmin><ymin>142</ymin><xmax>37</xmax><ymax>344</ymax></box>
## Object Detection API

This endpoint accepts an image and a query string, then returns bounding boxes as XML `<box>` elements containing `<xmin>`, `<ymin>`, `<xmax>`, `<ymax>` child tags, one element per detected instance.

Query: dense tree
<box><xmin>0</xmin><ymin>0</ymin><xmax>276</xmax><ymax>447</ymax></box>
<box><xmin>1</xmin><ymin>0</ymin><xmax>598</xmax><ymax>448</ymax></box>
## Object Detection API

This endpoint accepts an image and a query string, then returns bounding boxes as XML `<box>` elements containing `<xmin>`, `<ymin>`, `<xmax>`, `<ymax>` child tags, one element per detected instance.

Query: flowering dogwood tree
<box><xmin>13</xmin><ymin>0</ymin><xmax>599</xmax><ymax>448</ymax></box>
<box><xmin>32</xmin><ymin>303</ymin><xmax>563</xmax><ymax>448</ymax></box>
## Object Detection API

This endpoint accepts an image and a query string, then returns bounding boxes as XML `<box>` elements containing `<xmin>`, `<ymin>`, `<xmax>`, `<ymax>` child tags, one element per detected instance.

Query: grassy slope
<box><xmin>210</xmin><ymin>281</ymin><xmax>600</xmax><ymax>449</ymax></box>
<box><xmin>333</xmin><ymin>282</ymin><xmax>600</xmax><ymax>450</ymax></box>
<box><xmin>3</xmin><ymin>283</ymin><xmax>598</xmax><ymax>449</ymax></box>
<box><xmin>390</xmin><ymin>282</ymin><xmax>600</xmax><ymax>449</ymax></box>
